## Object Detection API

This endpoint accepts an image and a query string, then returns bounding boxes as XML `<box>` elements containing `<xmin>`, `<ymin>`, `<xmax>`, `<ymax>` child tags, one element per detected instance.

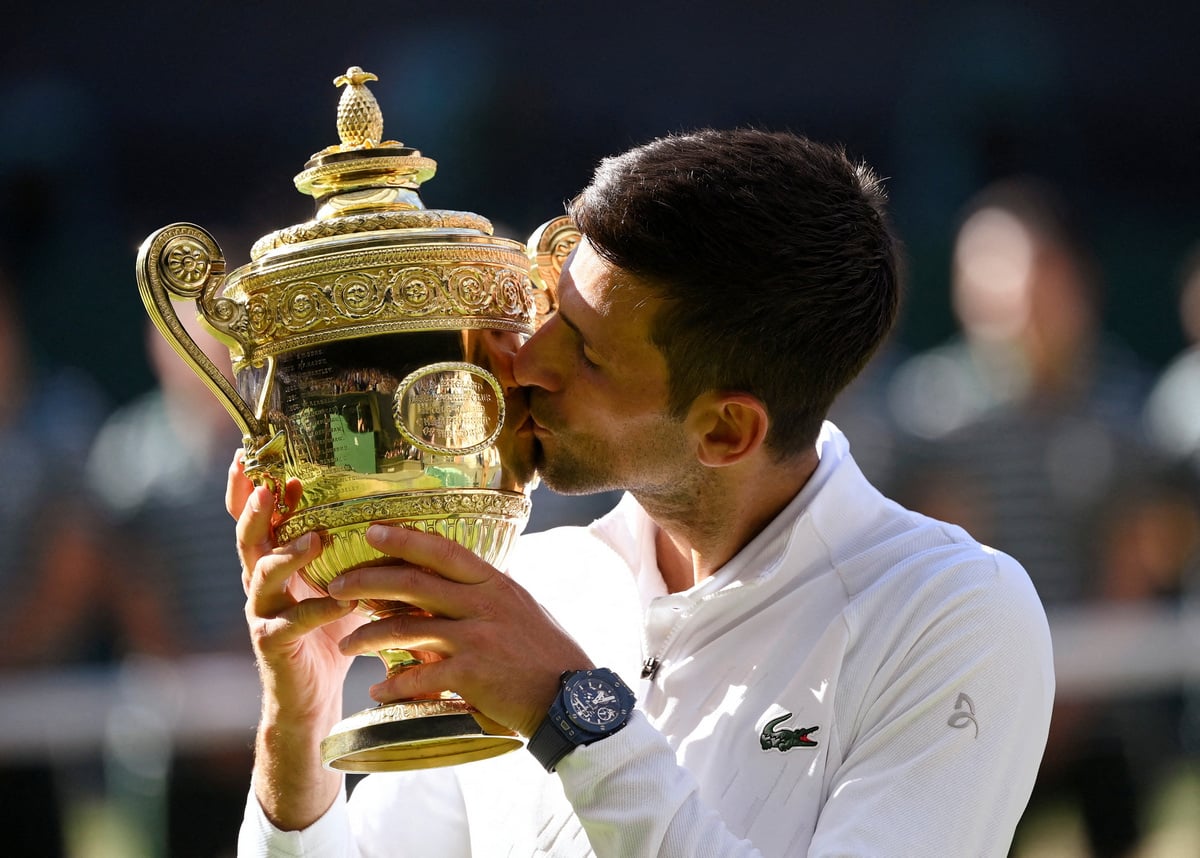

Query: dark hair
<box><xmin>570</xmin><ymin>128</ymin><xmax>901</xmax><ymax>457</ymax></box>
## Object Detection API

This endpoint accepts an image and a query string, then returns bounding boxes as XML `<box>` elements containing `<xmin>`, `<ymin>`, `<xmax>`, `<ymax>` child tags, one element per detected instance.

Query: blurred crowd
<box><xmin>832</xmin><ymin>178</ymin><xmax>1200</xmax><ymax>858</ymax></box>
<box><xmin>1</xmin><ymin>175</ymin><xmax>1199</xmax><ymax>858</ymax></box>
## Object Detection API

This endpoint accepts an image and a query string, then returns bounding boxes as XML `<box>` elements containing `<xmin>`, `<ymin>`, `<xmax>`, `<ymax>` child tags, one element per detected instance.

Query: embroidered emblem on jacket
<box><xmin>948</xmin><ymin>692</ymin><xmax>979</xmax><ymax>738</ymax></box>
<box><xmin>759</xmin><ymin>713</ymin><xmax>820</xmax><ymax>751</ymax></box>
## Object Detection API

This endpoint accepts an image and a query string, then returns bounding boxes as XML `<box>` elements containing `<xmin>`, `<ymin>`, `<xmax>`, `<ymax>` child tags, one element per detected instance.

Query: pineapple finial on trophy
<box><xmin>333</xmin><ymin>66</ymin><xmax>384</xmax><ymax>149</ymax></box>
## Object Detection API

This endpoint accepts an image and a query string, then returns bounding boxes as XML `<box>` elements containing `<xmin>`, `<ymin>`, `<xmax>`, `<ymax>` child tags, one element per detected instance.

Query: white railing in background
<box><xmin>2</xmin><ymin>604</ymin><xmax>1200</xmax><ymax>760</ymax></box>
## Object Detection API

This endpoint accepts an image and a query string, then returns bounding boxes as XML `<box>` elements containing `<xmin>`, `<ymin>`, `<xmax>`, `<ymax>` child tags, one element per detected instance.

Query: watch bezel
<box><xmin>561</xmin><ymin>669</ymin><xmax>633</xmax><ymax>736</ymax></box>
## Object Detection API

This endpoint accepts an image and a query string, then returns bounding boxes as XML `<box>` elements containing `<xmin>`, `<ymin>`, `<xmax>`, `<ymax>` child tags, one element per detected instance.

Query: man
<box><xmin>233</xmin><ymin>129</ymin><xmax>1054</xmax><ymax>856</ymax></box>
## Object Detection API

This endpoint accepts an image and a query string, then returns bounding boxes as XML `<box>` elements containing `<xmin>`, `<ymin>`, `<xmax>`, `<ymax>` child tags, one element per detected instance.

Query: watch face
<box><xmin>566</xmin><ymin>674</ymin><xmax>628</xmax><ymax>732</ymax></box>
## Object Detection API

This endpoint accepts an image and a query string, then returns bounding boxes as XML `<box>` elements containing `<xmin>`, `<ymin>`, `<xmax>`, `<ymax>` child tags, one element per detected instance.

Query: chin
<box><xmin>537</xmin><ymin>464</ymin><xmax>619</xmax><ymax>497</ymax></box>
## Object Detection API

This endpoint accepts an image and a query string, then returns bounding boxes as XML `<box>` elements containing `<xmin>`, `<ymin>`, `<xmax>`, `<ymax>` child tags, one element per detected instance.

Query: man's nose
<box><xmin>485</xmin><ymin>331</ymin><xmax>520</xmax><ymax>392</ymax></box>
<box><xmin>512</xmin><ymin>317</ymin><xmax>560</xmax><ymax>392</ymax></box>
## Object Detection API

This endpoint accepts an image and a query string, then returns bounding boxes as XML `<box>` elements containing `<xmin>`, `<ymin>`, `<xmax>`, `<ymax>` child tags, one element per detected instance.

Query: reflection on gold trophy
<box><xmin>136</xmin><ymin>67</ymin><xmax>561</xmax><ymax>772</ymax></box>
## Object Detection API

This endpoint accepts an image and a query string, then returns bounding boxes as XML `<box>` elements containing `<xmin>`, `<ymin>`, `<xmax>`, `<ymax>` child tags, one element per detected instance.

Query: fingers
<box><xmin>257</xmin><ymin>594</ymin><xmax>360</xmax><ymax>646</ymax></box>
<box><xmin>325</xmin><ymin>525</ymin><xmax>501</xmax><ymax>618</ymax></box>
<box><xmin>236</xmin><ymin>485</ymin><xmax>277</xmax><ymax>589</ymax></box>
<box><xmin>368</xmin><ymin>657</ymin><xmax>456</xmax><ymax>705</ymax></box>
<box><xmin>226</xmin><ymin>449</ymin><xmax>304</xmax><ymax>520</ymax></box>
<box><xmin>328</xmin><ymin>563</ymin><xmax>479</xmax><ymax>620</ymax></box>
<box><xmin>226</xmin><ymin>449</ymin><xmax>252</xmax><ymax>519</ymax></box>
<box><xmin>248</xmin><ymin>532</ymin><xmax>322</xmax><ymax>616</ymax></box>
<box><xmin>362</xmin><ymin>524</ymin><xmax>496</xmax><ymax>585</ymax></box>
<box><xmin>283</xmin><ymin>477</ymin><xmax>304</xmax><ymax>513</ymax></box>
<box><xmin>323</xmin><ymin>525</ymin><xmax>593</xmax><ymax>736</ymax></box>
<box><xmin>339</xmin><ymin>610</ymin><xmax>453</xmax><ymax>659</ymax></box>
<box><xmin>238</xmin><ymin>485</ymin><xmax>327</xmax><ymax>620</ymax></box>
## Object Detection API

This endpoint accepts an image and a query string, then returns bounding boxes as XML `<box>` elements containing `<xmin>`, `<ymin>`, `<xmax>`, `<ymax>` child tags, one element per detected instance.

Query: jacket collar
<box><xmin>589</xmin><ymin>421</ymin><xmax>876</xmax><ymax>606</ymax></box>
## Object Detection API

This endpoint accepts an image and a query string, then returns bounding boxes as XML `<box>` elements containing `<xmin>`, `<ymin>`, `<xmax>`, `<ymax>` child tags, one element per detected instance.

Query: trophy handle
<box><xmin>526</xmin><ymin>215</ymin><xmax>577</xmax><ymax>326</ymax></box>
<box><xmin>136</xmin><ymin>222</ymin><xmax>262</xmax><ymax>441</ymax></box>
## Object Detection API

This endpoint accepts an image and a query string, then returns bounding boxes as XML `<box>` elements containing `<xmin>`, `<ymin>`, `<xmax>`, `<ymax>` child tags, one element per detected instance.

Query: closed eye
<box><xmin>557</xmin><ymin>307</ymin><xmax>603</xmax><ymax>370</ymax></box>
<box><xmin>580</xmin><ymin>344</ymin><xmax>601</xmax><ymax>369</ymax></box>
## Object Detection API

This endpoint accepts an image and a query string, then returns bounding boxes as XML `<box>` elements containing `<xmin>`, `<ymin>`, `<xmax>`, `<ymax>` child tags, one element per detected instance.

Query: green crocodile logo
<box><xmin>760</xmin><ymin>713</ymin><xmax>820</xmax><ymax>752</ymax></box>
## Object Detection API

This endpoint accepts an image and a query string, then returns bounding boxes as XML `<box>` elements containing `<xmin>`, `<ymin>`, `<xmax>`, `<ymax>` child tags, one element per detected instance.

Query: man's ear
<box><xmin>687</xmin><ymin>392</ymin><xmax>770</xmax><ymax>467</ymax></box>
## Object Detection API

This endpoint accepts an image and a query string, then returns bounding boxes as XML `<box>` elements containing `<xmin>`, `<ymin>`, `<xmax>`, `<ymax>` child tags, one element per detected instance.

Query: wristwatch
<box><xmin>528</xmin><ymin>668</ymin><xmax>636</xmax><ymax>772</ymax></box>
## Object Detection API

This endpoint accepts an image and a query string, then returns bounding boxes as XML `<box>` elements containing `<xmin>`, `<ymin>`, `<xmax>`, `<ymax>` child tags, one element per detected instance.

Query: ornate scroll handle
<box><xmin>526</xmin><ymin>215</ymin><xmax>577</xmax><ymax>327</ymax></box>
<box><xmin>135</xmin><ymin>222</ymin><xmax>262</xmax><ymax>442</ymax></box>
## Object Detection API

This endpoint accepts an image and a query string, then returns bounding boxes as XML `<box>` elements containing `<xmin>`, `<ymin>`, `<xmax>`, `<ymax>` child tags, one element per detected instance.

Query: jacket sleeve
<box><xmin>237</xmin><ymin>768</ymin><xmax>472</xmax><ymax>858</ymax></box>
<box><xmin>237</xmin><ymin>785</ymin><xmax>359</xmax><ymax>858</ymax></box>
<box><xmin>808</xmin><ymin>556</ymin><xmax>1054</xmax><ymax>857</ymax></box>
<box><xmin>557</xmin><ymin>712</ymin><xmax>767</xmax><ymax>857</ymax></box>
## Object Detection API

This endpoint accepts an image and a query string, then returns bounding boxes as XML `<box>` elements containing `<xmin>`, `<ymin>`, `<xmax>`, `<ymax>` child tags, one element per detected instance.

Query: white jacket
<box><xmin>240</xmin><ymin>423</ymin><xmax>1054</xmax><ymax>857</ymax></box>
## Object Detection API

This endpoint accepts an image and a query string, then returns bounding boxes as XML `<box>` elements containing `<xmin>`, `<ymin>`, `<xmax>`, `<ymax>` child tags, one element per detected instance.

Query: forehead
<box><xmin>560</xmin><ymin>240</ymin><xmax>662</xmax><ymax>348</ymax></box>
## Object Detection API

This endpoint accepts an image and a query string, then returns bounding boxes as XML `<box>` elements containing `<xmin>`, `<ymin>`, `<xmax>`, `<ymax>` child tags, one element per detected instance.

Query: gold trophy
<box><xmin>136</xmin><ymin>67</ymin><xmax>564</xmax><ymax>772</ymax></box>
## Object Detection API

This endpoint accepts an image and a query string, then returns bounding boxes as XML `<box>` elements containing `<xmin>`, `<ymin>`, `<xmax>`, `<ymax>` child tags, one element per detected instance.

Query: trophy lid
<box><xmin>211</xmin><ymin>66</ymin><xmax>535</xmax><ymax>366</ymax></box>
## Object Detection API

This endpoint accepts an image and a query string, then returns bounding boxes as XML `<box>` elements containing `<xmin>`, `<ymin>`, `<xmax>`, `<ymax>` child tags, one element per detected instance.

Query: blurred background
<box><xmin>1</xmin><ymin>1</ymin><xmax>1199</xmax><ymax>856</ymax></box>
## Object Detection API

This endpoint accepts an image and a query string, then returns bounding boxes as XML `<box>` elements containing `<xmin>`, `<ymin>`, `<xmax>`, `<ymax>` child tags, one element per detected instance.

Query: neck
<box><xmin>643</xmin><ymin>451</ymin><xmax>818</xmax><ymax>593</ymax></box>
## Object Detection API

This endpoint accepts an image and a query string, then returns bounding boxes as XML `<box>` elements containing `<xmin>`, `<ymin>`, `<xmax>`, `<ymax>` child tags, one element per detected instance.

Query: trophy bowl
<box><xmin>135</xmin><ymin>67</ymin><xmax>562</xmax><ymax>772</ymax></box>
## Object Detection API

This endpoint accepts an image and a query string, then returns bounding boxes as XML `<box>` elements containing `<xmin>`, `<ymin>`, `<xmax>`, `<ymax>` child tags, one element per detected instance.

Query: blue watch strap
<box><xmin>528</xmin><ymin>707</ymin><xmax>576</xmax><ymax>772</ymax></box>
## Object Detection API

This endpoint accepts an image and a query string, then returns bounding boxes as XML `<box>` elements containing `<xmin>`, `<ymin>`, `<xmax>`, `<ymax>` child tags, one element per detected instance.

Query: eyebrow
<box><xmin>559</xmin><ymin>304</ymin><xmax>599</xmax><ymax>352</ymax></box>
<box><xmin>553</xmin><ymin>280</ymin><xmax>590</xmax><ymax>341</ymax></box>
<box><xmin>556</xmin><ymin>306</ymin><xmax>584</xmax><ymax>337</ymax></box>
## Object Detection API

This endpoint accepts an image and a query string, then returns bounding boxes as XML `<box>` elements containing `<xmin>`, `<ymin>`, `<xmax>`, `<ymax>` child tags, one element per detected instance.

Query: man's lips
<box><xmin>504</xmin><ymin>389</ymin><xmax>534</xmax><ymax>434</ymax></box>
<box><xmin>525</xmin><ymin>393</ymin><xmax>555</xmax><ymax>436</ymax></box>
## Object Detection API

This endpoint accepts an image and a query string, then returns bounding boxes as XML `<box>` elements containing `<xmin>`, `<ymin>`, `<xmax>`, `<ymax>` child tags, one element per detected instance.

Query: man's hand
<box><xmin>229</xmin><ymin>455</ymin><xmax>362</xmax><ymax>716</ymax></box>
<box><xmin>227</xmin><ymin>452</ymin><xmax>361</xmax><ymax>830</ymax></box>
<box><xmin>328</xmin><ymin>524</ymin><xmax>594</xmax><ymax>738</ymax></box>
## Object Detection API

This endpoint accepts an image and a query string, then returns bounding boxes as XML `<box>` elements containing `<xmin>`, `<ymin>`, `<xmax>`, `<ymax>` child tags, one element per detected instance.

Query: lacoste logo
<box><xmin>759</xmin><ymin>713</ymin><xmax>820</xmax><ymax>752</ymax></box>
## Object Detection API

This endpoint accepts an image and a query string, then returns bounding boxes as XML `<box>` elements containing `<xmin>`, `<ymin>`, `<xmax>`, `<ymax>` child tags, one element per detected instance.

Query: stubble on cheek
<box><xmin>533</xmin><ymin>430</ymin><xmax>619</xmax><ymax>496</ymax></box>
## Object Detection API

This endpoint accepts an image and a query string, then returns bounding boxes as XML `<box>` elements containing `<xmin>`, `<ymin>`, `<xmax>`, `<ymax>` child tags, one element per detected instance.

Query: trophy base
<box><xmin>321</xmin><ymin>697</ymin><xmax>524</xmax><ymax>772</ymax></box>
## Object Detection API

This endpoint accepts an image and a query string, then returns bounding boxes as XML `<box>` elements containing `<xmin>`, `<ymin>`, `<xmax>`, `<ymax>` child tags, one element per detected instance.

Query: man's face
<box><xmin>512</xmin><ymin>240</ymin><xmax>695</xmax><ymax>498</ymax></box>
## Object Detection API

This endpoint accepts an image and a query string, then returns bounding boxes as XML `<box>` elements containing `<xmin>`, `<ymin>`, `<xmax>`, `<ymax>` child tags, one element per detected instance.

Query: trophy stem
<box><xmin>318</xmin><ymin>601</ymin><xmax>523</xmax><ymax>772</ymax></box>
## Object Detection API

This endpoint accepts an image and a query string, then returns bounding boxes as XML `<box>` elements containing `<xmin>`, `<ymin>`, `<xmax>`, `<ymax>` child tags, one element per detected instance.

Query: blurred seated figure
<box><xmin>87</xmin><ymin>313</ymin><xmax>246</xmax><ymax>654</ymax></box>
<box><xmin>1144</xmin><ymin>244</ymin><xmax>1200</xmax><ymax>475</ymax></box>
<box><xmin>0</xmin><ymin>273</ymin><xmax>150</xmax><ymax>666</ymax></box>
<box><xmin>889</xmin><ymin>177</ymin><xmax>1149</xmax><ymax>445</ymax></box>
<box><xmin>86</xmin><ymin>311</ymin><xmax>247</xmax><ymax>858</ymax></box>
<box><xmin>889</xmin><ymin>178</ymin><xmax>1154</xmax><ymax>605</ymax></box>
<box><xmin>1036</xmin><ymin>471</ymin><xmax>1200</xmax><ymax>858</ymax></box>
<box><xmin>887</xmin><ymin>179</ymin><xmax>1167</xmax><ymax>858</ymax></box>
<box><xmin>1143</xmin><ymin>242</ymin><xmax>1200</xmax><ymax>797</ymax></box>
<box><xmin>0</xmin><ymin>267</ymin><xmax>168</xmax><ymax>858</ymax></box>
